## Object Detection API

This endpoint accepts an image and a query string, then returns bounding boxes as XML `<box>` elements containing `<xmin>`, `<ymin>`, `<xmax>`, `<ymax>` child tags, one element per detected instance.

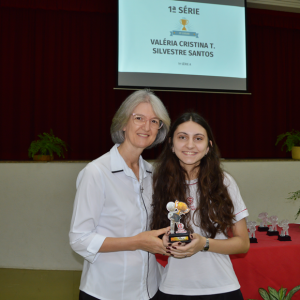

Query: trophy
<box><xmin>257</xmin><ymin>212</ymin><xmax>269</xmax><ymax>231</ymax></box>
<box><xmin>246</xmin><ymin>218</ymin><xmax>257</xmax><ymax>243</ymax></box>
<box><xmin>266</xmin><ymin>215</ymin><xmax>279</xmax><ymax>236</ymax></box>
<box><xmin>167</xmin><ymin>200</ymin><xmax>191</xmax><ymax>243</ymax></box>
<box><xmin>180</xmin><ymin>18</ymin><xmax>189</xmax><ymax>31</ymax></box>
<box><xmin>278</xmin><ymin>219</ymin><xmax>292</xmax><ymax>241</ymax></box>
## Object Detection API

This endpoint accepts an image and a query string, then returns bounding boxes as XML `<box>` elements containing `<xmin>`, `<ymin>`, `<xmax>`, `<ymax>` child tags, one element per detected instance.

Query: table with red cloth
<box><xmin>156</xmin><ymin>224</ymin><xmax>300</xmax><ymax>300</ymax></box>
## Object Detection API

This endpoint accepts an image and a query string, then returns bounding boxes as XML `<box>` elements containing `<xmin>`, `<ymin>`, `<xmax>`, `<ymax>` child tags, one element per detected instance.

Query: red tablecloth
<box><xmin>156</xmin><ymin>224</ymin><xmax>300</xmax><ymax>300</ymax></box>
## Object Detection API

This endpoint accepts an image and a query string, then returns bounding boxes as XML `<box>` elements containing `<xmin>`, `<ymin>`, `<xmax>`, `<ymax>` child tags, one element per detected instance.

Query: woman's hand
<box><xmin>99</xmin><ymin>227</ymin><xmax>170</xmax><ymax>255</ymax></box>
<box><xmin>135</xmin><ymin>227</ymin><xmax>171</xmax><ymax>256</ymax></box>
<box><xmin>166</xmin><ymin>233</ymin><xmax>206</xmax><ymax>258</ymax></box>
<box><xmin>162</xmin><ymin>229</ymin><xmax>171</xmax><ymax>247</ymax></box>
<box><xmin>166</xmin><ymin>219</ymin><xmax>250</xmax><ymax>258</ymax></box>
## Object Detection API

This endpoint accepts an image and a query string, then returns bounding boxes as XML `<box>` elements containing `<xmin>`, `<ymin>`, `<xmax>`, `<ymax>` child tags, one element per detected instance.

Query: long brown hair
<box><xmin>150</xmin><ymin>112</ymin><xmax>235</xmax><ymax>238</ymax></box>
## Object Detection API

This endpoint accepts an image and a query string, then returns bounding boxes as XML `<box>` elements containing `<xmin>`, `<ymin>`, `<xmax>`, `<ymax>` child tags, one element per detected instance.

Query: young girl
<box><xmin>151</xmin><ymin>112</ymin><xmax>249</xmax><ymax>300</ymax></box>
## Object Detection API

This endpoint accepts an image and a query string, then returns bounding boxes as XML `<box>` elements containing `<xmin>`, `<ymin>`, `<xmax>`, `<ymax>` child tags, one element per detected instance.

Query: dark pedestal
<box><xmin>267</xmin><ymin>230</ymin><xmax>279</xmax><ymax>236</ymax></box>
<box><xmin>169</xmin><ymin>232</ymin><xmax>191</xmax><ymax>243</ymax></box>
<box><xmin>258</xmin><ymin>226</ymin><xmax>269</xmax><ymax>232</ymax></box>
<box><xmin>278</xmin><ymin>235</ymin><xmax>292</xmax><ymax>241</ymax></box>
<box><xmin>250</xmin><ymin>237</ymin><xmax>258</xmax><ymax>243</ymax></box>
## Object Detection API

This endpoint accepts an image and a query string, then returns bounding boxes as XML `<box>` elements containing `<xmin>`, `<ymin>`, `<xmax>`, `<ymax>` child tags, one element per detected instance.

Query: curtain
<box><xmin>0</xmin><ymin>3</ymin><xmax>299</xmax><ymax>160</ymax></box>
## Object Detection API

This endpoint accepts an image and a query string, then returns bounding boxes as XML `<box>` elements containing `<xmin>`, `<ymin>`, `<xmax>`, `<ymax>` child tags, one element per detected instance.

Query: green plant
<box><xmin>28</xmin><ymin>129</ymin><xmax>67</xmax><ymax>159</ymax></box>
<box><xmin>248</xmin><ymin>285</ymin><xmax>300</xmax><ymax>300</ymax></box>
<box><xmin>287</xmin><ymin>190</ymin><xmax>300</xmax><ymax>220</ymax></box>
<box><xmin>275</xmin><ymin>130</ymin><xmax>300</xmax><ymax>152</ymax></box>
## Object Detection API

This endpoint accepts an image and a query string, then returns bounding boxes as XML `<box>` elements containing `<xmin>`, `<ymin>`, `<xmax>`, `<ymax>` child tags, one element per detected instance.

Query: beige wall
<box><xmin>222</xmin><ymin>161</ymin><xmax>300</xmax><ymax>222</ymax></box>
<box><xmin>0</xmin><ymin>161</ymin><xmax>299</xmax><ymax>270</ymax></box>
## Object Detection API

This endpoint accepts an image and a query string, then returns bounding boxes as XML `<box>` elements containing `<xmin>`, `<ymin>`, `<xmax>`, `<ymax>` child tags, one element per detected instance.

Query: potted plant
<box><xmin>249</xmin><ymin>285</ymin><xmax>300</xmax><ymax>300</ymax></box>
<box><xmin>275</xmin><ymin>130</ymin><xmax>300</xmax><ymax>159</ymax></box>
<box><xmin>28</xmin><ymin>129</ymin><xmax>68</xmax><ymax>161</ymax></box>
<box><xmin>287</xmin><ymin>190</ymin><xmax>300</xmax><ymax>220</ymax></box>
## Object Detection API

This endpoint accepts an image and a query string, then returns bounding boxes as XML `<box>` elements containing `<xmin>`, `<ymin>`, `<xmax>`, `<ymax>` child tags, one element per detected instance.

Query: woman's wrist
<box><xmin>130</xmin><ymin>235</ymin><xmax>140</xmax><ymax>251</ymax></box>
<box><xmin>201</xmin><ymin>237</ymin><xmax>210</xmax><ymax>252</ymax></box>
<box><xmin>192</xmin><ymin>234</ymin><xmax>207</xmax><ymax>253</ymax></box>
<box><xmin>198</xmin><ymin>235</ymin><xmax>207</xmax><ymax>252</ymax></box>
<box><xmin>131</xmin><ymin>231</ymin><xmax>151</xmax><ymax>251</ymax></box>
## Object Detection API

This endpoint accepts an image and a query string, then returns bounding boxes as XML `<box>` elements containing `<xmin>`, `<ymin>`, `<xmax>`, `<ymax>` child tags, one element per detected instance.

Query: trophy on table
<box><xmin>258</xmin><ymin>212</ymin><xmax>269</xmax><ymax>231</ymax></box>
<box><xmin>246</xmin><ymin>218</ymin><xmax>258</xmax><ymax>243</ymax></box>
<box><xmin>180</xmin><ymin>18</ymin><xmax>189</xmax><ymax>31</ymax></box>
<box><xmin>167</xmin><ymin>200</ymin><xmax>191</xmax><ymax>243</ymax></box>
<box><xmin>278</xmin><ymin>219</ymin><xmax>292</xmax><ymax>241</ymax></box>
<box><xmin>266</xmin><ymin>215</ymin><xmax>279</xmax><ymax>236</ymax></box>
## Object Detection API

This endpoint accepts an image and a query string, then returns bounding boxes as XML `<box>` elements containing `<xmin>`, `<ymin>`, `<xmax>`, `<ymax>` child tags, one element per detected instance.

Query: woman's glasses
<box><xmin>132</xmin><ymin>113</ymin><xmax>163</xmax><ymax>129</ymax></box>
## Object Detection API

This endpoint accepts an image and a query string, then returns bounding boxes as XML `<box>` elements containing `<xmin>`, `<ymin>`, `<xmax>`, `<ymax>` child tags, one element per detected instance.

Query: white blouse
<box><xmin>159</xmin><ymin>173</ymin><xmax>249</xmax><ymax>296</ymax></box>
<box><xmin>69</xmin><ymin>144</ymin><xmax>161</xmax><ymax>300</ymax></box>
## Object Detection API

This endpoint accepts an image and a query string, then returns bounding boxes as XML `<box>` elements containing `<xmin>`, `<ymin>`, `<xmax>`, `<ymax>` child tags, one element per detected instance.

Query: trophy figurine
<box><xmin>167</xmin><ymin>200</ymin><xmax>191</xmax><ymax>243</ymax></box>
<box><xmin>180</xmin><ymin>18</ymin><xmax>189</xmax><ymax>31</ymax></box>
<box><xmin>278</xmin><ymin>219</ymin><xmax>292</xmax><ymax>241</ymax></box>
<box><xmin>266</xmin><ymin>215</ymin><xmax>279</xmax><ymax>236</ymax></box>
<box><xmin>246</xmin><ymin>219</ymin><xmax>257</xmax><ymax>243</ymax></box>
<box><xmin>257</xmin><ymin>212</ymin><xmax>269</xmax><ymax>231</ymax></box>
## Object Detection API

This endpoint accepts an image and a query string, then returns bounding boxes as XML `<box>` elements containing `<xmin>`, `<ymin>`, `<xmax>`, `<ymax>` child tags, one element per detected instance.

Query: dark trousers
<box><xmin>152</xmin><ymin>289</ymin><xmax>244</xmax><ymax>300</ymax></box>
<box><xmin>79</xmin><ymin>291</ymin><xmax>100</xmax><ymax>300</ymax></box>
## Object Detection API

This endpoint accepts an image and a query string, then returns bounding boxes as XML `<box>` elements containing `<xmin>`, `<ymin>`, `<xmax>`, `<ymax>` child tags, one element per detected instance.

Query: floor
<box><xmin>0</xmin><ymin>268</ymin><xmax>81</xmax><ymax>300</ymax></box>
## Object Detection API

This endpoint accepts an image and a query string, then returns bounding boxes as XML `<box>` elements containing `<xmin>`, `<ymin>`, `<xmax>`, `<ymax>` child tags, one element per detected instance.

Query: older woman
<box><xmin>69</xmin><ymin>90</ymin><xmax>171</xmax><ymax>300</ymax></box>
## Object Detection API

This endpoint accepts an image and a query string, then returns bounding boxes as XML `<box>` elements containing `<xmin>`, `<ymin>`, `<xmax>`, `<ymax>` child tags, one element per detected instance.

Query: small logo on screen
<box><xmin>170</xmin><ymin>18</ymin><xmax>198</xmax><ymax>38</ymax></box>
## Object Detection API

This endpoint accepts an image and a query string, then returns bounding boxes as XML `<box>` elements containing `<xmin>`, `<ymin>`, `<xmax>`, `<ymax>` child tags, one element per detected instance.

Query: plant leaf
<box><xmin>28</xmin><ymin>130</ymin><xmax>67</xmax><ymax>159</ymax></box>
<box><xmin>278</xmin><ymin>288</ymin><xmax>287</xmax><ymax>300</ymax></box>
<box><xmin>287</xmin><ymin>190</ymin><xmax>300</xmax><ymax>201</ymax></box>
<box><xmin>275</xmin><ymin>133</ymin><xmax>289</xmax><ymax>145</ymax></box>
<box><xmin>268</xmin><ymin>287</ymin><xmax>279</xmax><ymax>300</ymax></box>
<box><xmin>275</xmin><ymin>130</ymin><xmax>300</xmax><ymax>151</ymax></box>
<box><xmin>285</xmin><ymin>285</ymin><xmax>300</xmax><ymax>300</ymax></box>
<box><xmin>259</xmin><ymin>288</ymin><xmax>271</xmax><ymax>300</ymax></box>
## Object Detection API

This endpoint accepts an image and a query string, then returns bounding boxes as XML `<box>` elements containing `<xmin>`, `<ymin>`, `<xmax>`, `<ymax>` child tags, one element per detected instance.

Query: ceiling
<box><xmin>247</xmin><ymin>0</ymin><xmax>300</xmax><ymax>14</ymax></box>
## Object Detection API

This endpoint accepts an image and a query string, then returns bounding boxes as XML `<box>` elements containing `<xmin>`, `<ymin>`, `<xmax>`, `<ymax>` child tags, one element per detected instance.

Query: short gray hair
<box><xmin>110</xmin><ymin>89</ymin><xmax>170</xmax><ymax>148</ymax></box>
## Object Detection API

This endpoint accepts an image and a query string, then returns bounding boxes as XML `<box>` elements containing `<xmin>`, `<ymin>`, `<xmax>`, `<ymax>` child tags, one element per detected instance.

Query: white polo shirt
<box><xmin>69</xmin><ymin>144</ymin><xmax>161</xmax><ymax>300</ymax></box>
<box><xmin>159</xmin><ymin>173</ymin><xmax>249</xmax><ymax>296</ymax></box>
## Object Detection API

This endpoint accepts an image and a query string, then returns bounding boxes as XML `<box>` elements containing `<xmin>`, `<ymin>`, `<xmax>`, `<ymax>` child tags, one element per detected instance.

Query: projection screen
<box><xmin>118</xmin><ymin>0</ymin><xmax>248</xmax><ymax>93</ymax></box>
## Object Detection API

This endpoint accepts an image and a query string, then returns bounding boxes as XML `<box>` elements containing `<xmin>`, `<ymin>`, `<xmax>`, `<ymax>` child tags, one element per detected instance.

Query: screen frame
<box><xmin>116</xmin><ymin>0</ymin><xmax>249</xmax><ymax>94</ymax></box>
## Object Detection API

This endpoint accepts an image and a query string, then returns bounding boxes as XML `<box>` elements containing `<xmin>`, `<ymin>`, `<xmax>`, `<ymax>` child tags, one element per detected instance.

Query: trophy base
<box><xmin>169</xmin><ymin>233</ymin><xmax>191</xmax><ymax>243</ymax></box>
<box><xmin>258</xmin><ymin>226</ymin><xmax>269</xmax><ymax>232</ymax></box>
<box><xmin>278</xmin><ymin>235</ymin><xmax>292</xmax><ymax>241</ymax></box>
<box><xmin>250</xmin><ymin>237</ymin><xmax>257</xmax><ymax>243</ymax></box>
<box><xmin>267</xmin><ymin>230</ymin><xmax>279</xmax><ymax>236</ymax></box>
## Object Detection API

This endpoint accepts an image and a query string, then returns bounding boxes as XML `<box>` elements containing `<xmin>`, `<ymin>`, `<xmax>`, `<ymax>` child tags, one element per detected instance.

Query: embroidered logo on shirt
<box><xmin>186</xmin><ymin>196</ymin><xmax>196</xmax><ymax>210</ymax></box>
